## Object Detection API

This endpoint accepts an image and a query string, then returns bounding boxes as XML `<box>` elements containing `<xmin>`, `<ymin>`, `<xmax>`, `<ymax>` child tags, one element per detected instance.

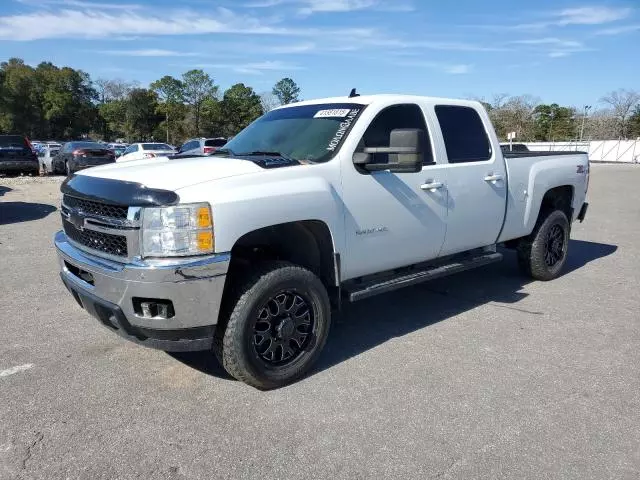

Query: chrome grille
<box><xmin>63</xmin><ymin>221</ymin><xmax>128</xmax><ymax>257</ymax></box>
<box><xmin>63</xmin><ymin>195</ymin><xmax>128</xmax><ymax>219</ymax></box>
<box><xmin>61</xmin><ymin>196</ymin><xmax>141</xmax><ymax>262</ymax></box>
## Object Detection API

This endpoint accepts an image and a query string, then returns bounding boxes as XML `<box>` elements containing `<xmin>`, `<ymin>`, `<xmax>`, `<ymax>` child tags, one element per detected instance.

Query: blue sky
<box><xmin>0</xmin><ymin>0</ymin><xmax>638</xmax><ymax>107</ymax></box>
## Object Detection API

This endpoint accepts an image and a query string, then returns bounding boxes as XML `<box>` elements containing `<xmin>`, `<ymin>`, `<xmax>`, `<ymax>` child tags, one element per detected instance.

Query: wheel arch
<box><xmin>534</xmin><ymin>185</ymin><xmax>574</xmax><ymax>225</ymax></box>
<box><xmin>225</xmin><ymin>220</ymin><xmax>340</xmax><ymax>300</ymax></box>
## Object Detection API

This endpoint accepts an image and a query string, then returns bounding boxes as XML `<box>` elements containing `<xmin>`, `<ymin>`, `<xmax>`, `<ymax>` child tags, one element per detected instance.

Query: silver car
<box><xmin>177</xmin><ymin>137</ymin><xmax>227</xmax><ymax>156</ymax></box>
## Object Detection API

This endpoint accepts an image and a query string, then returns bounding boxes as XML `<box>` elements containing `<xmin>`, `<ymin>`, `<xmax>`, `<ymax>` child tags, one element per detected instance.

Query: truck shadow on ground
<box><xmin>0</xmin><ymin>202</ymin><xmax>57</xmax><ymax>225</ymax></box>
<box><xmin>0</xmin><ymin>185</ymin><xmax>13</xmax><ymax>197</ymax></box>
<box><xmin>170</xmin><ymin>239</ymin><xmax>617</xmax><ymax>383</ymax></box>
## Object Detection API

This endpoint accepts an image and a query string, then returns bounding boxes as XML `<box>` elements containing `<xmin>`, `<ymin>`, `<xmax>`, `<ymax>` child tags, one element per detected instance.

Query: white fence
<box><xmin>523</xmin><ymin>140</ymin><xmax>640</xmax><ymax>163</ymax></box>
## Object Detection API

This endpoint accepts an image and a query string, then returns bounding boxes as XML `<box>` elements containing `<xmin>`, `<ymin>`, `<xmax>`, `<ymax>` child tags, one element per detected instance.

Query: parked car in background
<box><xmin>52</xmin><ymin>141</ymin><xmax>116</xmax><ymax>175</ymax></box>
<box><xmin>38</xmin><ymin>144</ymin><xmax>62</xmax><ymax>175</ymax></box>
<box><xmin>107</xmin><ymin>143</ymin><xmax>128</xmax><ymax>158</ymax></box>
<box><xmin>0</xmin><ymin>135</ymin><xmax>39</xmax><ymax>175</ymax></box>
<box><xmin>117</xmin><ymin>142</ymin><xmax>176</xmax><ymax>162</ymax></box>
<box><xmin>176</xmin><ymin>137</ymin><xmax>227</xmax><ymax>156</ymax></box>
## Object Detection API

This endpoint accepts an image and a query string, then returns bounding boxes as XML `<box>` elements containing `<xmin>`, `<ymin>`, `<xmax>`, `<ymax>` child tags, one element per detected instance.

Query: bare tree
<box><xmin>487</xmin><ymin>94</ymin><xmax>539</xmax><ymax>141</ymax></box>
<box><xmin>583</xmin><ymin>109</ymin><xmax>619</xmax><ymax>140</ymax></box>
<box><xmin>259</xmin><ymin>92</ymin><xmax>280</xmax><ymax>113</ymax></box>
<box><xmin>94</xmin><ymin>78</ymin><xmax>136</xmax><ymax>103</ymax></box>
<box><xmin>600</xmin><ymin>89</ymin><xmax>640</xmax><ymax>138</ymax></box>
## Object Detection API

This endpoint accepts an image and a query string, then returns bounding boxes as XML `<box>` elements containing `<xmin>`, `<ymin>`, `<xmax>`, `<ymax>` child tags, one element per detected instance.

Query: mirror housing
<box><xmin>353</xmin><ymin>128</ymin><xmax>428</xmax><ymax>173</ymax></box>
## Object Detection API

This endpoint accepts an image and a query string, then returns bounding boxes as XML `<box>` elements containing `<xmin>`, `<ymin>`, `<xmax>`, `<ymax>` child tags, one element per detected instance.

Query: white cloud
<box><xmin>509</xmin><ymin>37</ymin><xmax>591</xmax><ymax>57</ymax></box>
<box><xmin>595</xmin><ymin>23</ymin><xmax>640</xmax><ymax>35</ymax></box>
<box><xmin>0</xmin><ymin>7</ymin><xmax>377</xmax><ymax>41</ymax></box>
<box><xmin>511</xmin><ymin>37</ymin><xmax>583</xmax><ymax>48</ymax></box>
<box><xmin>17</xmin><ymin>0</ymin><xmax>143</xmax><ymax>9</ymax></box>
<box><xmin>192</xmin><ymin>60</ymin><xmax>303</xmax><ymax>75</ymax></box>
<box><xmin>486</xmin><ymin>5</ymin><xmax>633</xmax><ymax>31</ymax></box>
<box><xmin>444</xmin><ymin>64</ymin><xmax>472</xmax><ymax>74</ymax></box>
<box><xmin>548</xmin><ymin>51</ymin><xmax>571</xmax><ymax>58</ymax></box>
<box><xmin>101</xmin><ymin>49</ymin><xmax>202</xmax><ymax>57</ymax></box>
<box><xmin>244</xmin><ymin>0</ymin><xmax>413</xmax><ymax>15</ymax></box>
<box><xmin>555</xmin><ymin>6</ymin><xmax>632</xmax><ymax>25</ymax></box>
<box><xmin>395</xmin><ymin>60</ymin><xmax>472</xmax><ymax>75</ymax></box>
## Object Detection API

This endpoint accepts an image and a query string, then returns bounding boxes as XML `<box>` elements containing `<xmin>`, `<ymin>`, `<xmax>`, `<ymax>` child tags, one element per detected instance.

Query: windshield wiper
<box><xmin>209</xmin><ymin>148</ymin><xmax>236</xmax><ymax>156</ymax></box>
<box><xmin>238</xmin><ymin>151</ymin><xmax>297</xmax><ymax>161</ymax></box>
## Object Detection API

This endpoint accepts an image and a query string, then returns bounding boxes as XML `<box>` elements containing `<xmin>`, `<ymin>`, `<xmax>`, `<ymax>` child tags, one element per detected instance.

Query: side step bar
<box><xmin>344</xmin><ymin>252</ymin><xmax>503</xmax><ymax>302</ymax></box>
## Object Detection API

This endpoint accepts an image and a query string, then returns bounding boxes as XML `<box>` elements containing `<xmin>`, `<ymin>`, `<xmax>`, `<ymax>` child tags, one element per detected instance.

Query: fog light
<box><xmin>133</xmin><ymin>298</ymin><xmax>175</xmax><ymax>319</ymax></box>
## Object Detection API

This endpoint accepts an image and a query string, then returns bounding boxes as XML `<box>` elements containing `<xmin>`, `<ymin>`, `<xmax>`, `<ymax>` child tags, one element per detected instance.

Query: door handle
<box><xmin>484</xmin><ymin>174</ymin><xmax>503</xmax><ymax>182</ymax></box>
<box><xmin>420</xmin><ymin>181</ymin><xmax>444</xmax><ymax>191</ymax></box>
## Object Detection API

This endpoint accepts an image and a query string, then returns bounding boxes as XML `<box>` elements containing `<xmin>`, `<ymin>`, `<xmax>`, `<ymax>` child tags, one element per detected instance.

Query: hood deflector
<box><xmin>61</xmin><ymin>174</ymin><xmax>179</xmax><ymax>206</ymax></box>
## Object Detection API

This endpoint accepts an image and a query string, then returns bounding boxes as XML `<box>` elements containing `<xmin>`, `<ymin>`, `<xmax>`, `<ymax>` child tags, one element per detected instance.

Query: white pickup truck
<box><xmin>55</xmin><ymin>94</ymin><xmax>589</xmax><ymax>389</ymax></box>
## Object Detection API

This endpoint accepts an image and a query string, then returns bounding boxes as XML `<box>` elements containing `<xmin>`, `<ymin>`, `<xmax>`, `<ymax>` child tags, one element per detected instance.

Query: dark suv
<box><xmin>0</xmin><ymin>135</ymin><xmax>39</xmax><ymax>175</ymax></box>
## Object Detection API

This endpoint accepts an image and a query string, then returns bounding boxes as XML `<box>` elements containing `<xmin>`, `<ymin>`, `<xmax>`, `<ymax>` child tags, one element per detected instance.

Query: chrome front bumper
<box><xmin>55</xmin><ymin>230</ymin><xmax>230</xmax><ymax>351</ymax></box>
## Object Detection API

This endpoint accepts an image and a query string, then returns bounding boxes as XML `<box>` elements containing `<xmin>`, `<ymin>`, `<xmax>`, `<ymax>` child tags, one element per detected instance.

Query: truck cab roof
<box><xmin>279</xmin><ymin>94</ymin><xmax>484</xmax><ymax>110</ymax></box>
<box><xmin>278</xmin><ymin>93</ymin><xmax>482</xmax><ymax>109</ymax></box>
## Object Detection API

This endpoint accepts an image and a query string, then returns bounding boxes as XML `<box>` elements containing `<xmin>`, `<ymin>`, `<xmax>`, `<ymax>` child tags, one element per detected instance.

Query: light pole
<box><xmin>579</xmin><ymin>105</ymin><xmax>591</xmax><ymax>142</ymax></box>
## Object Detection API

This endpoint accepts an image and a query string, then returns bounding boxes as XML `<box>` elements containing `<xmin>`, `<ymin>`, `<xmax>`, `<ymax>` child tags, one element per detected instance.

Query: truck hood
<box><xmin>79</xmin><ymin>156</ymin><xmax>264</xmax><ymax>190</ymax></box>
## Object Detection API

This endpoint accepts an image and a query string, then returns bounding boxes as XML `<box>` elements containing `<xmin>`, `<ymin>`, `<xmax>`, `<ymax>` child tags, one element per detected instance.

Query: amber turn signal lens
<box><xmin>197</xmin><ymin>207</ymin><xmax>212</xmax><ymax>228</ymax></box>
<box><xmin>197</xmin><ymin>231</ymin><xmax>213</xmax><ymax>251</ymax></box>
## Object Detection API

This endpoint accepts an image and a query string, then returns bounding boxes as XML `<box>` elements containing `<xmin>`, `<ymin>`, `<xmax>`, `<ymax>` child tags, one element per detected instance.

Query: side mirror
<box><xmin>353</xmin><ymin>128</ymin><xmax>428</xmax><ymax>173</ymax></box>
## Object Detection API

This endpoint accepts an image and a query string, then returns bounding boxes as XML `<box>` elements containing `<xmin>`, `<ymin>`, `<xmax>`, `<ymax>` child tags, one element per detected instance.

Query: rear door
<box><xmin>432</xmin><ymin>105</ymin><xmax>507</xmax><ymax>255</ymax></box>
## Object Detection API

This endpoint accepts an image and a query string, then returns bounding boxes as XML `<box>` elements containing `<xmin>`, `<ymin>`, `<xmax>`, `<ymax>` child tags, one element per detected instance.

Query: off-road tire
<box><xmin>517</xmin><ymin>209</ymin><xmax>570</xmax><ymax>281</ymax></box>
<box><xmin>214</xmin><ymin>261</ymin><xmax>331</xmax><ymax>389</ymax></box>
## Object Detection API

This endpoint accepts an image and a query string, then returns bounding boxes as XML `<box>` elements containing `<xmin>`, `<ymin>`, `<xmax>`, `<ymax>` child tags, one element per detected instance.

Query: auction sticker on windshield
<box><xmin>314</xmin><ymin>109</ymin><xmax>351</xmax><ymax>118</ymax></box>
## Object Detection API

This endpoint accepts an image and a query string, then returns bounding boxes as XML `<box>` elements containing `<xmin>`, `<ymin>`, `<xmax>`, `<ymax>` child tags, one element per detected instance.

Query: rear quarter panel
<box><xmin>499</xmin><ymin>153</ymin><xmax>588</xmax><ymax>242</ymax></box>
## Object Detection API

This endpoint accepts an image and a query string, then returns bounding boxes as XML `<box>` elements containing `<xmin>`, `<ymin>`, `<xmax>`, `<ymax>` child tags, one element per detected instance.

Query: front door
<box><xmin>340</xmin><ymin>103</ymin><xmax>448</xmax><ymax>280</ymax></box>
<box><xmin>433</xmin><ymin>105</ymin><xmax>507</xmax><ymax>255</ymax></box>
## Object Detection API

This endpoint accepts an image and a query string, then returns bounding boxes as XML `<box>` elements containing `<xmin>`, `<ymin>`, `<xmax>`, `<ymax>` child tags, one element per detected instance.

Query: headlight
<box><xmin>141</xmin><ymin>203</ymin><xmax>214</xmax><ymax>257</ymax></box>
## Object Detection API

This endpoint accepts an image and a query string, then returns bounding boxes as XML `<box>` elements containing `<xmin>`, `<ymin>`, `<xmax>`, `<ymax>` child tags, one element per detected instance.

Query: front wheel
<box><xmin>214</xmin><ymin>261</ymin><xmax>331</xmax><ymax>389</ymax></box>
<box><xmin>65</xmin><ymin>160</ymin><xmax>71</xmax><ymax>176</ymax></box>
<box><xmin>517</xmin><ymin>210</ymin><xmax>570</xmax><ymax>281</ymax></box>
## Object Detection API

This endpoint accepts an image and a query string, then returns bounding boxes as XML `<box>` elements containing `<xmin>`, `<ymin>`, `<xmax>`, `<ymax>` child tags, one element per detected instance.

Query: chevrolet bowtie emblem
<box><xmin>69</xmin><ymin>210</ymin><xmax>85</xmax><ymax>231</ymax></box>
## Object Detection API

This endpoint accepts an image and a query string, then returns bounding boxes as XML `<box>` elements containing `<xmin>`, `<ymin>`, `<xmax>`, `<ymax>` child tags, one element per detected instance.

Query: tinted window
<box><xmin>435</xmin><ymin>105</ymin><xmax>491</xmax><ymax>163</ymax></box>
<box><xmin>142</xmin><ymin>143</ymin><xmax>172</xmax><ymax>150</ymax></box>
<box><xmin>359</xmin><ymin>104</ymin><xmax>433</xmax><ymax>165</ymax></box>
<box><xmin>205</xmin><ymin>138</ymin><xmax>227</xmax><ymax>147</ymax></box>
<box><xmin>0</xmin><ymin>135</ymin><xmax>28</xmax><ymax>148</ymax></box>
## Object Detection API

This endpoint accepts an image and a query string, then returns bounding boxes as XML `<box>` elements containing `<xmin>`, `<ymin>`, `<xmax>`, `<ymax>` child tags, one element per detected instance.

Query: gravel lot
<box><xmin>1</xmin><ymin>165</ymin><xmax>639</xmax><ymax>480</ymax></box>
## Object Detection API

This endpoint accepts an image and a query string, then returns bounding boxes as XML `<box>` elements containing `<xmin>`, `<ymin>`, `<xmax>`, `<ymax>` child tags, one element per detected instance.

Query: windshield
<box><xmin>223</xmin><ymin>103</ymin><xmax>366</xmax><ymax>163</ymax></box>
<box><xmin>142</xmin><ymin>143</ymin><xmax>173</xmax><ymax>151</ymax></box>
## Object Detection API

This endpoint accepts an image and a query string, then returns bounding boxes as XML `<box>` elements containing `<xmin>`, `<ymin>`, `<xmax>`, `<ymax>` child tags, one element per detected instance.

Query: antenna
<box><xmin>349</xmin><ymin>88</ymin><xmax>360</xmax><ymax>98</ymax></box>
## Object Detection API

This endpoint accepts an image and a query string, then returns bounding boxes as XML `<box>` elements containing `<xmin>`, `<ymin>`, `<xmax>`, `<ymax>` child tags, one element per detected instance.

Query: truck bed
<box><xmin>503</xmin><ymin>151</ymin><xmax>588</xmax><ymax>158</ymax></box>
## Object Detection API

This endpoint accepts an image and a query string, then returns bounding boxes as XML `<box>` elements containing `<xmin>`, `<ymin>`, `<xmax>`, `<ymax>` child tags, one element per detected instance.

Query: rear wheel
<box><xmin>517</xmin><ymin>209</ymin><xmax>570</xmax><ymax>281</ymax></box>
<box><xmin>214</xmin><ymin>261</ymin><xmax>331</xmax><ymax>389</ymax></box>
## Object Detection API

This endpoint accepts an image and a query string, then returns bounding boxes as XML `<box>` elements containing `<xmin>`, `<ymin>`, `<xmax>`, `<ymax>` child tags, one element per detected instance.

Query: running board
<box><xmin>344</xmin><ymin>252</ymin><xmax>503</xmax><ymax>302</ymax></box>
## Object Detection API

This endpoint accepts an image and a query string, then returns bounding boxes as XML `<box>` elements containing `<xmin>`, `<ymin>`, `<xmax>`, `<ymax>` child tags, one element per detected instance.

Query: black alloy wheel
<box><xmin>252</xmin><ymin>291</ymin><xmax>314</xmax><ymax>366</ymax></box>
<box><xmin>544</xmin><ymin>224</ymin><xmax>565</xmax><ymax>267</ymax></box>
